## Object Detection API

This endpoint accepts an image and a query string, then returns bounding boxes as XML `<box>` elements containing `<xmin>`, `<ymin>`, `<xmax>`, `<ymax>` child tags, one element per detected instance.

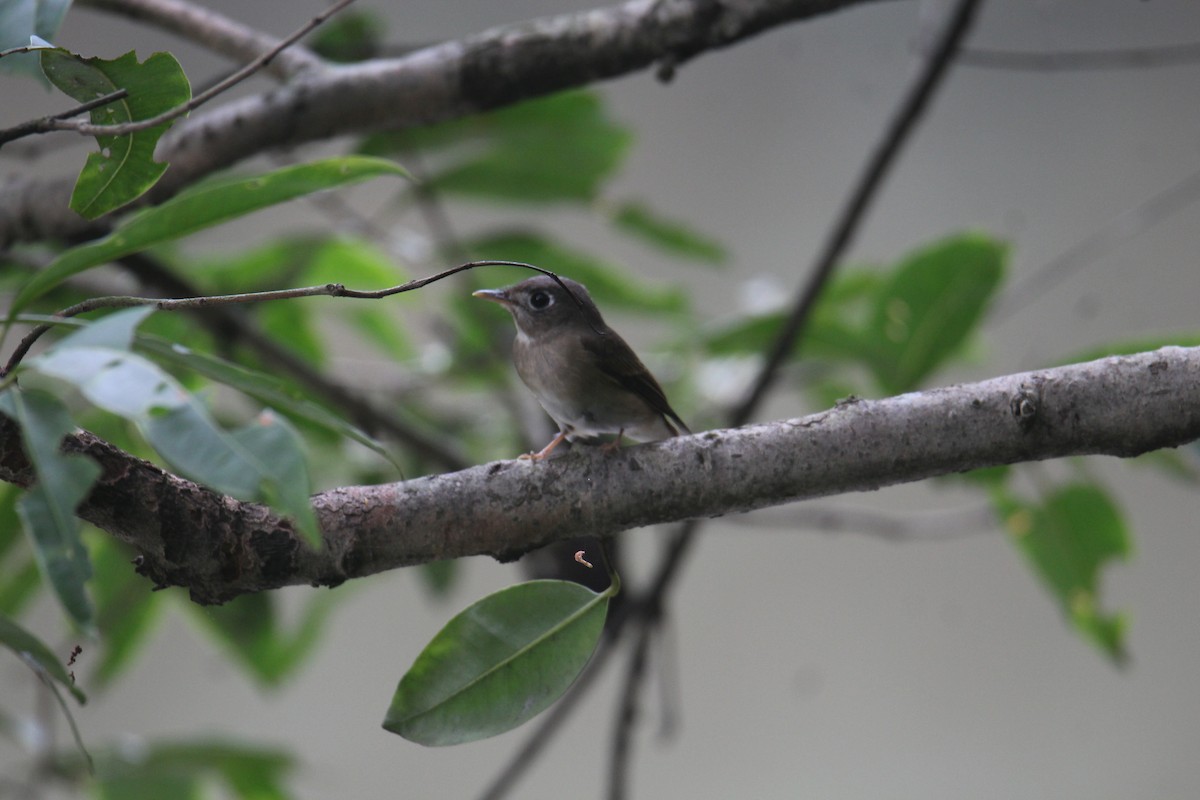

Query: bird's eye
<box><xmin>528</xmin><ymin>290</ymin><xmax>553</xmax><ymax>310</ymax></box>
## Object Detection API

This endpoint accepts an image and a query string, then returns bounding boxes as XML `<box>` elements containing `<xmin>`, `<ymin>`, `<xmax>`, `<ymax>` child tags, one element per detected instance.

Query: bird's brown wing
<box><xmin>581</xmin><ymin>331</ymin><xmax>691</xmax><ymax>435</ymax></box>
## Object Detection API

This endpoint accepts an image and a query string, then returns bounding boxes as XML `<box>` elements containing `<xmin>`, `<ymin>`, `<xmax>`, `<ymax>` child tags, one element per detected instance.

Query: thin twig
<box><xmin>78</xmin><ymin>0</ymin><xmax>322</xmax><ymax>79</ymax></box>
<box><xmin>1</xmin><ymin>259</ymin><xmax>545</xmax><ymax>378</ymax></box>
<box><xmin>0</xmin><ymin>90</ymin><xmax>129</xmax><ymax>147</ymax></box>
<box><xmin>40</xmin><ymin>0</ymin><xmax>355</xmax><ymax>140</ymax></box>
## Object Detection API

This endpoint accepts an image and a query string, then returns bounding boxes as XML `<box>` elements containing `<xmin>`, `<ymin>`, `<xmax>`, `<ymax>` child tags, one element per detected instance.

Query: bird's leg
<box><xmin>521</xmin><ymin>429</ymin><xmax>570</xmax><ymax>461</ymax></box>
<box><xmin>599</xmin><ymin>428</ymin><xmax>626</xmax><ymax>454</ymax></box>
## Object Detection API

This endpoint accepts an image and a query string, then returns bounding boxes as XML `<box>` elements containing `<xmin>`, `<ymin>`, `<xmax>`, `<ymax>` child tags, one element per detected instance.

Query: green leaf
<box><xmin>0</xmin><ymin>389</ymin><xmax>100</xmax><ymax>630</ymax></box>
<box><xmin>0</xmin><ymin>0</ymin><xmax>70</xmax><ymax>80</ymax></box>
<box><xmin>365</xmin><ymin>90</ymin><xmax>631</xmax><ymax>203</ymax></box>
<box><xmin>1054</xmin><ymin>333</ymin><xmax>1200</xmax><ymax>366</ymax></box>
<box><xmin>0</xmin><ymin>612</ymin><xmax>86</xmax><ymax>703</ymax></box>
<box><xmin>306</xmin><ymin>8</ymin><xmax>384</xmax><ymax>62</ymax></box>
<box><xmin>865</xmin><ymin>234</ymin><xmax>1006</xmax><ymax>393</ymax></box>
<box><xmin>610</xmin><ymin>201</ymin><xmax>727</xmax><ymax>265</ymax></box>
<box><xmin>1006</xmin><ymin>484</ymin><xmax>1132</xmax><ymax>663</ymax></box>
<box><xmin>39</xmin><ymin>48</ymin><xmax>191</xmax><ymax>218</ymax></box>
<box><xmin>465</xmin><ymin>231</ymin><xmax>686</xmax><ymax>314</ymax></box>
<box><xmin>229</xmin><ymin>412</ymin><xmax>319</xmax><ymax>547</ymax></box>
<box><xmin>27</xmin><ymin>340</ymin><xmax>318</xmax><ymax>543</ymax></box>
<box><xmin>384</xmin><ymin>579</ymin><xmax>609</xmax><ymax>746</ymax></box>
<box><xmin>11</xmin><ymin>156</ymin><xmax>410</xmax><ymax>313</ymax></box>
<box><xmin>57</xmin><ymin>304</ymin><xmax>156</xmax><ymax>350</ymax></box>
<box><xmin>134</xmin><ymin>334</ymin><xmax>397</xmax><ymax>469</ymax></box>
<box><xmin>91</xmin><ymin>535</ymin><xmax>165</xmax><ymax>686</ymax></box>
<box><xmin>192</xmin><ymin>592</ymin><xmax>342</xmax><ymax>686</ymax></box>
<box><xmin>94</xmin><ymin>739</ymin><xmax>295</xmax><ymax>800</ymax></box>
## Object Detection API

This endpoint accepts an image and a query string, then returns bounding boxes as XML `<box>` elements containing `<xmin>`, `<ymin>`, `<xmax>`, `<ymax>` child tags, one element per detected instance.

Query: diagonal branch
<box><xmin>0</xmin><ymin>0</ymin><xmax>893</xmax><ymax>247</ymax></box>
<box><xmin>78</xmin><ymin>0</ymin><xmax>324</xmax><ymax>79</ymax></box>
<box><xmin>2</xmin><ymin>346</ymin><xmax>1196</xmax><ymax>605</ymax></box>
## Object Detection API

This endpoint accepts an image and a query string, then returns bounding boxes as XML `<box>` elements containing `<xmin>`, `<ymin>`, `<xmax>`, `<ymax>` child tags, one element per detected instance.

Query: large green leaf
<box><xmin>384</xmin><ymin>579</ymin><xmax>609</xmax><ymax>746</ymax></box>
<box><xmin>1007</xmin><ymin>484</ymin><xmax>1131</xmax><ymax>663</ymax></box>
<box><xmin>0</xmin><ymin>389</ymin><xmax>100</xmax><ymax>630</ymax></box>
<box><xmin>864</xmin><ymin>234</ymin><xmax>1006</xmax><ymax>393</ymax></box>
<box><xmin>39</xmin><ymin>48</ymin><xmax>191</xmax><ymax>218</ymax></box>
<box><xmin>363</xmin><ymin>90</ymin><xmax>631</xmax><ymax>203</ymax></box>
<box><xmin>0</xmin><ymin>483</ymin><xmax>43</xmax><ymax>616</ymax></box>
<box><xmin>0</xmin><ymin>612</ymin><xmax>86</xmax><ymax>703</ymax></box>
<box><xmin>11</xmin><ymin>156</ymin><xmax>410</xmax><ymax>313</ymax></box>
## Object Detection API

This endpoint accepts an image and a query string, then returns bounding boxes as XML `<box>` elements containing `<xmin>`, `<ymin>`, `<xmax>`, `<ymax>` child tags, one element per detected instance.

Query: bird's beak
<box><xmin>472</xmin><ymin>288</ymin><xmax>512</xmax><ymax>306</ymax></box>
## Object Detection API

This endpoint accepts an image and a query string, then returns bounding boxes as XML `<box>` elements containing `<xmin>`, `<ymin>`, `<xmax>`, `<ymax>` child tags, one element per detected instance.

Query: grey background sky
<box><xmin>4</xmin><ymin>1</ymin><xmax>1200</xmax><ymax>798</ymax></box>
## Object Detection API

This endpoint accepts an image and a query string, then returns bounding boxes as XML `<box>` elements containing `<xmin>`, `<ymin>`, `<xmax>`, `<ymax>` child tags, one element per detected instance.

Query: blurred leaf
<box><xmin>0</xmin><ymin>478</ymin><xmax>42</xmax><ymax>616</ymax></box>
<box><xmin>192</xmin><ymin>592</ymin><xmax>341</xmax><ymax>686</ymax></box>
<box><xmin>0</xmin><ymin>612</ymin><xmax>86</xmax><ymax>703</ymax></box>
<box><xmin>230</xmin><ymin>412</ymin><xmax>319</xmax><ymax>547</ymax></box>
<box><xmin>56</xmin><ymin>304</ymin><xmax>156</xmax><ymax>350</ymax></box>
<box><xmin>1055</xmin><ymin>333</ymin><xmax>1200</xmax><ymax>366</ymax></box>
<box><xmin>1131</xmin><ymin>449</ymin><xmax>1200</xmax><ymax>485</ymax></box>
<box><xmin>865</xmin><ymin>234</ymin><xmax>1006</xmax><ymax>393</ymax></box>
<box><xmin>609</xmin><ymin>201</ymin><xmax>727</xmax><ymax>265</ymax></box>
<box><xmin>135</xmin><ymin>334</ymin><xmax>397</xmax><ymax>469</ymax></box>
<box><xmin>28</xmin><ymin>335</ymin><xmax>318</xmax><ymax>544</ymax></box>
<box><xmin>94</xmin><ymin>739</ymin><xmax>295</xmax><ymax>800</ymax></box>
<box><xmin>1006</xmin><ymin>483</ymin><xmax>1131</xmax><ymax>663</ymax></box>
<box><xmin>465</xmin><ymin>231</ymin><xmax>686</xmax><ymax>314</ymax></box>
<box><xmin>418</xmin><ymin>560</ymin><xmax>457</xmax><ymax>598</ymax></box>
<box><xmin>0</xmin><ymin>0</ymin><xmax>71</xmax><ymax>80</ymax></box>
<box><xmin>90</xmin><ymin>535</ymin><xmax>165</xmax><ymax>687</ymax></box>
<box><xmin>0</xmin><ymin>388</ymin><xmax>100</xmax><ymax>630</ymax></box>
<box><xmin>307</xmin><ymin>8</ymin><xmax>384</xmax><ymax>62</ymax></box>
<box><xmin>365</xmin><ymin>90</ymin><xmax>631</xmax><ymax>203</ymax></box>
<box><xmin>40</xmin><ymin>48</ymin><xmax>191</xmax><ymax>218</ymax></box>
<box><xmin>384</xmin><ymin>579</ymin><xmax>609</xmax><ymax>746</ymax></box>
<box><xmin>258</xmin><ymin>299</ymin><xmax>325</xmax><ymax>365</ymax></box>
<box><xmin>12</xmin><ymin>156</ymin><xmax>410</xmax><ymax>313</ymax></box>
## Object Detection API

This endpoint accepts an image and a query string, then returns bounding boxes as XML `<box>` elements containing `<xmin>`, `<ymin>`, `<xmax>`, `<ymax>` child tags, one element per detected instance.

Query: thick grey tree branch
<box><xmin>2</xmin><ymin>347</ymin><xmax>1197</xmax><ymax>605</ymax></box>
<box><xmin>0</xmin><ymin>0</ymin><xmax>891</xmax><ymax>247</ymax></box>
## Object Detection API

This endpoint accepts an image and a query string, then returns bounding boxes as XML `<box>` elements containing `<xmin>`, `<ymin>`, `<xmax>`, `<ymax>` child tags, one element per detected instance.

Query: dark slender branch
<box><xmin>602</xmin><ymin>0</ymin><xmax>984</xmax><ymax>795</ymax></box>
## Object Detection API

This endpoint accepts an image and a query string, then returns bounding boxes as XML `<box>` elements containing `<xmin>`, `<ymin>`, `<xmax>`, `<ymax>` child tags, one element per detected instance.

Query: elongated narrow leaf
<box><xmin>135</xmin><ymin>335</ymin><xmax>397</xmax><ymax>468</ymax></box>
<box><xmin>384</xmin><ymin>580</ymin><xmax>609</xmax><ymax>746</ymax></box>
<box><xmin>90</xmin><ymin>535</ymin><xmax>165</xmax><ymax>687</ymax></box>
<box><xmin>363</xmin><ymin>90</ymin><xmax>629</xmax><ymax>203</ymax></box>
<box><xmin>0</xmin><ymin>613</ymin><xmax>86</xmax><ymax>703</ymax></box>
<box><xmin>0</xmin><ymin>389</ymin><xmax>100</xmax><ymax>630</ymax></box>
<box><xmin>1007</xmin><ymin>484</ymin><xmax>1131</xmax><ymax>663</ymax></box>
<box><xmin>27</xmin><ymin>344</ymin><xmax>318</xmax><ymax>544</ymax></box>
<box><xmin>12</xmin><ymin>156</ymin><xmax>410</xmax><ymax>313</ymax></box>
<box><xmin>866</xmin><ymin>234</ymin><xmax>1006</xmax><ymax>393</ymax></box>
<box><xmin>610</xmin><ymin>201</ymin><xmax>727</xmax><ymax>265</ymax></box>
<box><xmin>229</xmin><ymin>412</ymin><xmax>319</xmax><ymax>546</ymax></box>
<box><xmin>40</xmin><ymin>48</ymin><xmax>191</xmax><ymax>218</ymax></box>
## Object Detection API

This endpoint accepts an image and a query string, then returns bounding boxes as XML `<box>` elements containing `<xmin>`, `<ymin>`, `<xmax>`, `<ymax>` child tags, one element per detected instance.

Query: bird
<box><xmin>473</xmin><ymin>275</ymin><xmax>690</xmax><ymax>460</ymax></box>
